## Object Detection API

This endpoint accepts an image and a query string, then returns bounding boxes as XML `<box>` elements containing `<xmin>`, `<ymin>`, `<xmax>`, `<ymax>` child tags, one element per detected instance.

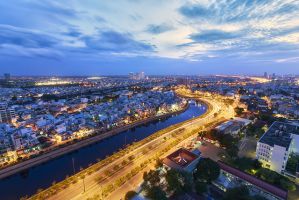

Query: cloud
<box><xmin>0</xmin><ymin>44</ymin><xmax>62</xmax><ymax>59</ymax></box>
<box><xmin>29</xmin><ymin>0</ymin><xmax>79</xmax><ymax>18</ymax></box>
<box><xmin>179</xmin><ymin>4</ymin><xmax>209</xmax><ymax>19</ymax></box>
<box><xmin>83</xmin><ymin>30</ymin><xmax>155</xmax><ymax>53</ymax></box>
<box><xmin>0</xmin><ymin>24</ymin><xmax>59</xmax><ymax>48</ymax></box>
<box><xmin>190</xmin><ymin>30</ymin><xmax>240</xmax><ymax>43</ymax></box>
<box><xmin>176</xmin><ymin>0</ymin><xmax>299</xmax><ymax>61</ymax></box>
<box><xmin>179</xmin><ymin>1</ymin><xmax>299</xmax><ymax>23</ymax></box>
<box><xmin>0</xmin><ymin>24</ymin><xmax>65</xmax><ymax>59</ymax></box>
<box><xmin>1</xmin><ymin>0</ymin><xmax>299</xmax><ymax>73</ymax></box>
<box><xmin>146</xmin><ymin>23</ymin><xmax>174</xmax><ymax>34</ymax></box>
<box><xmin>275</xmin><ymin>56</ymin><xmax>299</xmax><ymax>63</ymax></box>
<box><xmin>130</xmin><ymin>14</ymin><xmax>143</xmax><ymax>21</ymax></box>
<box><xmin>0</xmin><ymin>24</ymin><xmax>155</xmax><ymax>59</ymax></box>
<box><xmin>94</xmin><ymin>16</ymin><xmax>106</xmax><ymax>23</ymax></box>
<box><xmin>64</xmin><ymin>27</ymin><xmax>83</xmax><ymax>37</ymax></box>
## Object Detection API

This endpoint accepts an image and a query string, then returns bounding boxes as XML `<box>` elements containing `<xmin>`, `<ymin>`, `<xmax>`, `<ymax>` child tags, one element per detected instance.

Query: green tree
<box><xmin>125</xmin><ymin>191</ymin><xmax>137</xmax><ymax>200</ymax></box>
<box><xmin>165</xmin><ymin>169</ymin><xmax>192</xmax><ymax>195</ymax></box>
<box><xmin>252</xmin><ymin>159</ymin><xmax>262</xmax><ymax>169</ymax></box>
<box><xmin>145</xmin><ymin>186</ymin><xmax>167</xmax><ymax>200</ymax></box>
<box><xmin>235</xmin><ymin>107</ymin><xmax>245</xmax><ymax>116</ymax></box>
<box><xmin>255</xmin><ymin>168</ymin><xmax>296</xmax><ymax>191</ymax></box>
<box><xmin>142</xmin><ymin>170</ymin><xmax>161</xmax><ymax>189</ymax></box>
<box><xmin>198</xmin><ymin>131</ymin><xmax>207</xmax><ymax>138</ymax></box>
<box><xmin>194</xmin><ymin>181</ymin><xmax>207</xmax><ymax>195</ymax></box>
<box><xmin>223</xmin><ymin>186</ymin><xmax>251</xmax><ymax>200</ymax></box>
<box><xmin>165</xmin><ymin>169</ymin><xmax>184</xmax><ymax>195</ymax></box>
<box><xmin>253</xmin><ymin>195</ymin><xmax>268</xmax><ymax>200</ymax></box>
<box><xmin>232</xmin><ymin>157</ymin><xmax>261</xmax><ymax>172</ymax></box>
<box><xmin>226</xmin><ymin>144</ymin><xmax>239</xmax><ymax>159</ymax></box>
<box><xmin>194</xmin><ymin>158</ymin><xmax>220</xmax><ymax>182</ymax></box>
<box><xmin>279</xmin><ymin>178</ymin><xmax>296</xmax><ymax>191</ymax></box>
<box><xmin>286</xmin><ymin>153</ymin><xmax>299</xmax><ymax>174</ymax></box>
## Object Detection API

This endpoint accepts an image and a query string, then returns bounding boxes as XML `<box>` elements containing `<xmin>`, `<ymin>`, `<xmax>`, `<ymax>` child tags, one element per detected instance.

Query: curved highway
<box><xmin>30</xmin><ymin>91</ymin><xmax>235</xmax><ymax>200</ymax></box>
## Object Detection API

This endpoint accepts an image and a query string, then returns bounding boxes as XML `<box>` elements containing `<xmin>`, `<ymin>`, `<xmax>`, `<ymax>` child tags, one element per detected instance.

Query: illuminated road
<box><xmin>31</xmin><ymin>90</ymin><xmax>235</xmax><ymax>200</ymax></box>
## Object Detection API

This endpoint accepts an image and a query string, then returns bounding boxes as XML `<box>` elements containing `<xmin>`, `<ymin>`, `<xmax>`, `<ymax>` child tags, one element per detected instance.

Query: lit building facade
<box><xmin>256</xmin><ymin>121</ymin><xmax>299</xmax><ymax>174</ymax></box>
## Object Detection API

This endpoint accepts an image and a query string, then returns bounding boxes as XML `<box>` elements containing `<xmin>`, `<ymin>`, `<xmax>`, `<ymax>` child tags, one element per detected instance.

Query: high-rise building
<box><xmin>140</xmin><ymin>72</ymin><xmax>145</xmax><ymax>79</ymax></box>
<box><xmin>264</xmin><ymin>72</ymin><xmax>268</xmax><ymax>79</ymax></box>
<box><xmin>128</xmin><ymin>72</ymin><xmax>134</xmax><ymax>79</ymax></box>
<box><xmin>4</xmin><ymin>73</ymin><xmax>10</xmax><ymax>81</ymax></box>
<box><xmin>128</xmin><ymin>72</ymin><xmax>145</xmax><ymax>80</ymax></box>
<box><xmin>0</xmin><ymin>103</ymin><xmax>16</xmax><ymax>123</ymax></box>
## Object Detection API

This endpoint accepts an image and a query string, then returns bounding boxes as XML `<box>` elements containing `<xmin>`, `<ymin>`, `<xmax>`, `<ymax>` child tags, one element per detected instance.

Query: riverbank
<box><xmin>0</xmin><ymin>104</ymin><xmax>189</xmax><ymax>180</ymax></box>
<box><xmin>29</xmin><ymin>99</ymin><xmax>211</xmax><ymax>200</ymax></box>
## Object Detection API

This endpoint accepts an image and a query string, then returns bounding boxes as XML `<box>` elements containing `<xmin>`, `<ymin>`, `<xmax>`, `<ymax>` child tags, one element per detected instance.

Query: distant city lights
<box><xmin>35</xmin><ymin>78</ymin><xmax>73</xmax><ymax>86</ymax></box>
<box><xmin>87</xmin><ymin>76</ymin><xmax>105</xmax><ymax>80</ymax></box>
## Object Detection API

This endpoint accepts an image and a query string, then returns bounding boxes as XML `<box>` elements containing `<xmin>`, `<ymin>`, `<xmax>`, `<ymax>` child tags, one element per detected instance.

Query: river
<box><xmin>0</xmin><ymin>101</ymin><xmax>206</xmax><ymax>200</ymax></box>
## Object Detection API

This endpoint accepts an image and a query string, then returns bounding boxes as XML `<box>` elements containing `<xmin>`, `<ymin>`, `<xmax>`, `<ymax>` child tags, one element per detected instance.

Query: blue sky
<box><xmin>0</xmin><ymin>0</ymin><xmax>299</xmax><ymax>75</ymax></box>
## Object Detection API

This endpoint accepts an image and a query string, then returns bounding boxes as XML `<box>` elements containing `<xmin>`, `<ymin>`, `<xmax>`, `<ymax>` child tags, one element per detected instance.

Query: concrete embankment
<box><xmin>0</xmin><ymin>105</ymin><xmax>189</xmax><ymax>180</ymax></box>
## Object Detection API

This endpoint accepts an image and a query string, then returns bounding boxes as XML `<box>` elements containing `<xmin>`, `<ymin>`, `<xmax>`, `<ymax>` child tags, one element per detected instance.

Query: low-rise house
<box><xmin>162</xmin><ymin>148</ymin><xmax>201</xmax><ymax>173</ymax></box>
<box><xmin>215</xmin><ymin>118</ymin><xmax>252</xmax><ymax>136</ymax></box>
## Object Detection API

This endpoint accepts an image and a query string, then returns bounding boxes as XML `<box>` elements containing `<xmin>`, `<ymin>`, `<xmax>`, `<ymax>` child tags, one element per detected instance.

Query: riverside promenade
<box><xmin>0</xmin><ymin>104</ymin><xmax>189</xmax><ymax>180</ymax></box>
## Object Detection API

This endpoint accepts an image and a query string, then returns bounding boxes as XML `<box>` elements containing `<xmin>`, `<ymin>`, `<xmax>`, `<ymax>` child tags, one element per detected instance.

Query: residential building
<box><xmin>162</xmin><ymin>148</ymin><xmax>201</xmax><ymax>173</ymax></box>
<box><xmin>0</xmin><ymin>103</ymin><xmax>16</xmax><ymax>123</ymax></box>
<box><xmin>256</xmin><ymin>121</ymin><xmax>299</xmax><ymax>173</ymax></box>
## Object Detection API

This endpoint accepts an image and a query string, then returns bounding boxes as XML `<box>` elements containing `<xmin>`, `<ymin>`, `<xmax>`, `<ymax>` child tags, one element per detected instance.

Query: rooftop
<box><xmin>163</xmin><ymin>148</ymin><xmax>199</xmax><ymax>169</ymax></box>
<box><xmin>258</xmin><ymin>121</ymin><xmax>299</xmax><ymax>149</ymax></box>
<box><xmin>217</xmin><ymin>161</ymin><xmax>288</xmax><ymax>200</ymax></box>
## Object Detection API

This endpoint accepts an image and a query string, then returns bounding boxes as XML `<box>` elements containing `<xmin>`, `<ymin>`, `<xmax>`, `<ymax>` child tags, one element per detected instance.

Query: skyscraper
<box><xmin>128</xmin><ymin>72</ymin><xmax>145</xmax><ymax>80</ymax></box>
<box><xmin>264</xmin><ymin>72</ymin><xmax>268</xmax><ymax>79</ymax></box>
<box><xmin>140</xmin><ymin>72</ymin><xmax>145</xmax><ymax>79</ymax></box>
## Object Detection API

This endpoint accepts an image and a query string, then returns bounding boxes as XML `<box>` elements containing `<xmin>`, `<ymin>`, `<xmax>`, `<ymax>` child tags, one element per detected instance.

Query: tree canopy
<box><xmin>194</xmin><ymin>181</ymin><xmax>207</xmax><ymax>195</ymax></box>
<box><xmin>142</xmin><ymin>168</ymin><xmax>194</xmax><ymax>199</ymax></box>
<box><xmin>145</xmin><ymin>186</ymin><xmax>167</xmax><ymax>200</ymax></box>
<box><xmin>255</xmin><ymin>168</ymin><xmax>296</xmax><ymax>191</ymax></box>
<box><xmin>125</xmin><ymin>191</ymin><xmax>138</xmax><ymax>200</ymax></box>
<box><xmin>223</xmin><ymin>186</ymin><xmax>251</xmax><ymax>200</ymax></box>
<box><xmin>194</xmin><ymin>158</ymin><xmax>220</xmax><ymax>182</ymax></box>
<box><xmin>165</xmin><ymin>169</ymin><xmax>192</xmax><ymax>195</ymax></box>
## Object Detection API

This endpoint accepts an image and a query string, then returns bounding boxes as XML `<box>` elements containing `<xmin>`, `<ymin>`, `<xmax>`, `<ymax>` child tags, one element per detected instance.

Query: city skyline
<box><xmin>1</xmin><ymin>2</ymin><xmax>299</xmax><ymax>198</ymax></box>
<box><xmin>1</xmin><ymin>0</ymin><xmax>299</xmax><ymax>75</ymax></box>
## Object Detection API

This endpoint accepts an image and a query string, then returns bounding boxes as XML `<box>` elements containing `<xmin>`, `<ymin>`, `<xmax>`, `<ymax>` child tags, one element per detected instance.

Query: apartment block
<box><xmin>256</xmin><ymin>121</ymin><xmax>299</xmax><ymax>174</ymax></box>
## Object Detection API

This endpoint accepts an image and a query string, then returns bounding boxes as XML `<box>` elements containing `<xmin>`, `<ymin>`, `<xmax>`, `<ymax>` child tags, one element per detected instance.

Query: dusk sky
<box><xmin>1</xmin><ymin>0</ymin><xmax>299</xmax><ymax>75</ymax></box>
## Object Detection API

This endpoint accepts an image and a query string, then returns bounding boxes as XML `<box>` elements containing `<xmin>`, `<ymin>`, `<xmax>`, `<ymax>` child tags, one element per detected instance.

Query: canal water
<box><xmin>0</xmin><ymin>101</ymin><xmax>206</xmax><ymax>200</ymax></box>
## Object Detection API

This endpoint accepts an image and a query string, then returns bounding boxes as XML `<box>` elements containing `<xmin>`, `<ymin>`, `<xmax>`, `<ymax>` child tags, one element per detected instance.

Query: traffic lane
<box><xmin>45</xmin><ymin>98</ymin><xmax>223</xmax><ymax>200</ymax></box>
